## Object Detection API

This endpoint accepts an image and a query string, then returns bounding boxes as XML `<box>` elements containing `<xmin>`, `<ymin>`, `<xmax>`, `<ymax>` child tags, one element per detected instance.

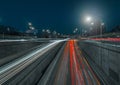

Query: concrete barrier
<box><xmin>79</xmin><ymin>40</ymin><xmax>120</xmax><ymax>85</ymax></box>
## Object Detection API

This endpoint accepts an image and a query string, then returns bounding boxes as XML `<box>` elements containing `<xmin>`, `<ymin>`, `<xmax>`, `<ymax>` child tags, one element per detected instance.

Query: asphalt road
<box><xmin>0</xmin><ymin>40</ymin><xmax>47</xmax><ymax>66</ymax></box>
<box><xmin>0</xmin><ymin>39</ymin><xmax>107</xmax><ymax>85</ymax></box>
<box><xmin>0</xmin><ymin>38</ymin><xmax>62</xmax><ymax>66</ymax></box>
<box><xmin>39</xmin><ymin>40</ymin><xmax>101</xmax><ymax>85</ymax></box>
<box><xmin>0</xmin><ymin>39</ymin><xmax>67</xmax><ymax>85</ymax></box>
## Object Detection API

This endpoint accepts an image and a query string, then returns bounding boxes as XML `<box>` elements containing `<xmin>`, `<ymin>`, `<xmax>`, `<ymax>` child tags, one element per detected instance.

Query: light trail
<box><xmin>0</xmin><ymin>39</ymin><xmax>66</xmax><ymax>84</ymax></box>
<box><xmin>54</xmin><ymin>42</ymin><xmax>69</xmax><ymax>85</ymax></box>
<box><xmin>91</xmin><ymin>38</ymin><xmax>120</xmax><ymax>42</ymax></box>
<box><xmin>69</xmin><ymin>39</ymin><xmax>101</xmax><ymax>85</ymax></box>
<box><xmin>0</xmin><ymin>39</ymin><xmax>102</xmax><ymax>85</ymax></box>
<box><xmin>0</xmin><ymin>39</ymin><xmax>27</xmax><ymax>42</ymax></box>
<box><xmin>74</xmin><ymin>41</ymin><xmax>101</xmax><ymax>85</ymax></box>
<box><xmin>69</xmin><ymin>40</ymin><xmax>85</xmax><ymax>85</ymax></box>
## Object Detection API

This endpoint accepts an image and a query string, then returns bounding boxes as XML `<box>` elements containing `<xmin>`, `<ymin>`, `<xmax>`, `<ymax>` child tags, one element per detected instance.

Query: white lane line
<box><xmin>0</xmin><ymin>39</ymin><xmax>27</xmax><ymax>42</ymax></box>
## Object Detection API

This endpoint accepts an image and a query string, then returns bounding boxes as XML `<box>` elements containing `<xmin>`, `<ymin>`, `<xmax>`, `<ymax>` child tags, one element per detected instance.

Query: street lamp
<box><xmin>83</xmin><ymin>16</ymin><xmax>93</xmax><ymax>36</ymax></box>
<box><xmin>28</xmin><ymin>22</ymin><xmax>35</xmax><ymax>30</ymax></box>
<box><xmin>100</xmin><ymin>22</ymin><xmax>104</xmax><ymax>38</ymax></box>
<box><xmin>85</xmin><ymin>16</ymin><xmax>92</xmax><ymax>22</ymax></box>
<box><xmin>91</xmin><ymin>22</ymin><xmax>94</xmax><ymax>25</ymax></box>
<box><xmin>101</xmin><ymin>22</ymin><xmax>104</xmax><ymax>26</ymax></box>
<box><xmin>58</xmin><ymin>33</ymin><xmax>60</xmax><ymax>36</ymax></box>
<box><xmin>75</xmin><ymin>28</ymin><xmax>78</xmax><ymax>31</ymax></box>
<box><xmin>46</xmin><ymin>29</ymin><xmax>50</xmax><ymax>33</ymax></box>
<box><xmin>30</xmin><ymin>27</ymin><xmax>35</xmax><ymax>30</ymax></box>
<box><xmin>73</xmin><ymin>30</ymin><xmax>76</xmax><ymax>34</ymax></box>
<box><xmin>28</xmin><ymin>22</ymin><xmax>32</xmax><ymax>26</ymax></box>
<box><xmin>28</xmin><ymin>22</ymin><xmax>37</xmax><ymax>37</ymax></box>
<box><xmin>42</xmin><ymin>29</ymin><xmax>45</xmax><ymax>32</ymax></box>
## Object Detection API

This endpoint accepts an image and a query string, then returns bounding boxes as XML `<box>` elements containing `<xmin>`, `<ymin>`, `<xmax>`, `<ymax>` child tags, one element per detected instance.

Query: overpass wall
<box><xmin>79</xmin><ymin>40</ymin><xmax>120</xmax><ymax>84</ymax></box>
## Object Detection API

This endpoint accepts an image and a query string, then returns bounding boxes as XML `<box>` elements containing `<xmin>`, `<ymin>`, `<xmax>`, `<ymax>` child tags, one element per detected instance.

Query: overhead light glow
<box><xmin>86</xmin><ymin>16</ymin><xmax>92</xmax><ymax>22</ymax></box>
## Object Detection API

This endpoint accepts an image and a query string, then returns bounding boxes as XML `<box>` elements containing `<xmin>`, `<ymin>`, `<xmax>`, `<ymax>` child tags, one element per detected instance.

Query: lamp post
<box><xmin>28</xmin><ymin>22</ymin><xmax>36</xmax><ymax>38</ymax></box>
<box><xmin>100</xmin><ymin>22</ymin><xmax>104</xmax><ymax>38</ymax></box>
<box><xmin>85</xmin><ymin>16</ymin><xmax>92</xmax><ymax>22</ymax></box>
<box><xmin>84</xmin><ymin>16</ymin><xmax>105</xmax><ymax>37</ymax></box>
<box><xmin>84</xmin><ymin>16</ymin><xmax>93</xmax><ymax>36</ymax></box>
<box><xmin>100</xmin><ymin>22</ymin><xmax>104</xmax><ymax>67</ymax></box>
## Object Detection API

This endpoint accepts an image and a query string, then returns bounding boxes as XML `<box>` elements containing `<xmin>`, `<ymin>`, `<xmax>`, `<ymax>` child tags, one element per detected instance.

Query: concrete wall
<box><xmin>79</xmin><ymin>40</ymin><xmax>120</xmax><ymax>85</ymax></box>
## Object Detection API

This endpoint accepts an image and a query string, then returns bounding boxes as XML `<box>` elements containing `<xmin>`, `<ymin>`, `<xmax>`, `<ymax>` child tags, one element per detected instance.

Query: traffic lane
<box><xmin>53</xmin><ymin>42</ymin><xmax>70</xmax><ymax>85</ymax></box>
<box><xmin>0</xmin><ymin>40</ymin><xmax>65</xmax><ymax>85</ymax></box>
<box><xmin>2</xmin><ymin>42</ymin><xmax>64</xmax><ymax>85</ymax></box>
<box><xmin>57</xmin><ymin>40</ymin><xmax>100</xmax><ymax>85</ymax></box>
<box><xmin>69</xmin><ymin>40</ymin><xmax>85</xmax><ymax>85</ymax></box>
<box><xmin>0</xmin><ymin>41</ymin><xmax>47</xmax><ymax>66</ymax></box>
<box><xmin>74</xmin><ymin>40</ymin><xmax>100</xmax><ymax>85</ymax></box>
<box><xmin>38</xmin><ymin>42</ymin><xmax>68</xmax><ymax>85</ymax></box>
<box><xmin>69</xmin><ymin>40</ymin><xmax>100</xmax><ymax>85</ymax></box>
<box><xmin>39</xmin><ymin>40</ymin><xmax>101</xmax><ymax>85</ymax></box>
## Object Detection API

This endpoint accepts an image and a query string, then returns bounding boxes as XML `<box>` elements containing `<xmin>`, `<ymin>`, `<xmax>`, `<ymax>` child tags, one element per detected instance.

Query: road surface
<box><xmin>38</xmin><ymin>40</ymin><xmax>101</xmax><ymax>85</ymax></box>
<box><xmin>0</xmin><ymin>39</ymin><xmax>116</xmax><ymax>85</ymax></box>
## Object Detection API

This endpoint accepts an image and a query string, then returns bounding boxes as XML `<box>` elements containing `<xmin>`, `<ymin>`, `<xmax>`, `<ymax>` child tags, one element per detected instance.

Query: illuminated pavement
<box><xmin>39</xmin><ymin>40</ymin><xmax>101</xmax><ymax>85</ymax></box>
<box><xmin>0</xmin><ymin>40</ymin><xmax>64</xmax><ymax>84</ymax></box>
<box><xmin>69</xmin><ymin>40</ymin><xmax>100</xmax><ymax>85</ymax></box>
<box><xmin>0</xmin><ymin>39</ymin><xmax>117</xmax><ymax>85</ymax></box>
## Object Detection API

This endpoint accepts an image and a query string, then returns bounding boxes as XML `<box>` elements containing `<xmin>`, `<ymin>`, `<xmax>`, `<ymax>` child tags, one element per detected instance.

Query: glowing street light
<box><xmin>46</xmin><ymin>29</ymin><xmax>51</xmax><ymax>33</ymax></box>
<box><xmin>75</xmin><ymin>28</ymin><xmax>78</xmax><ymax>31</ymax></box>
<box><xmin>101</xmin><ymin>22</ymin><xmax>104</xmax><ymax>26</ymax></box>
<box><xmin>91</xmin><ymin>22</ymin><xmax>94</xmax><ymax>25</ymax></box>
<box><xmin>73</xmin><ymin>30</ymin><xmax>76</xmax><ymax>33</ymax></box>
<box><xmin>28</xmin><ymin>22</ymin><xmax>32</xmax><ymax>26</ymax></box>
<box><xmin>100</xmin><ymin>22</ymin><xmax>105</xmax><ymax>38</ymax></box>
<box><xmin>28</xmin><ymin>22</ymin><xmax>35</xmax><ymax>30</ymax></box>
<box><xmin>85</xmin><ymin>16</ymin><xmax>92</xmax><ymax>22</ymax></box>
<box><xmin>30</xmin><ymin>27</ymin><xmax>35</xmax><ymax>30</ymax></box>
<box><xmin>58</xmin><ymin>33</ymin><xmax>60</xmax><ymax>36</ymax></box>
<box><xmin>53</xmin><ymin>31</ymin><xmax>57</xmax><ymax>34</ymax></box>
<box><xmin>42</xmin><ymin>29</ymin><xmax>45</xmax><ymax>32</ymax></box>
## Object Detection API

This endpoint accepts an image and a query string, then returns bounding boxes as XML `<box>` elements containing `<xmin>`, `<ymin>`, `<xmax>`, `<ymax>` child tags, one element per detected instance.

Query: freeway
<box><xmin>0</xmin><ymin>38</ymin><xmax>65</xmax><ymax>66</ymax></box>
<box><xmin>39</xmin><ymin>40</ymin><xmax>101</xmax><ymax>85</ymax></box>
<box><xmin>0</xmin><ymin>39</ymin><xmax>114</xmax><ymax>85</ymax></box>
<box><xmin>0</xmin><ymin>39</ymin><xmax>66</xmax><ymax>85</ymax></box>
<box><xmin>0</xmin><ymin>39</ymin><xmax>46</xmax><ymax>66</ymax></box>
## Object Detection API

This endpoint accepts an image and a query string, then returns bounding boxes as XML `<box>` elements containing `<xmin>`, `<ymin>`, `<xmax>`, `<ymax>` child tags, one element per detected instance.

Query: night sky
<box><xmin>0</xmin><ymin>0</ymin><xmax>120</xmax><ymax>34</ymax></box>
